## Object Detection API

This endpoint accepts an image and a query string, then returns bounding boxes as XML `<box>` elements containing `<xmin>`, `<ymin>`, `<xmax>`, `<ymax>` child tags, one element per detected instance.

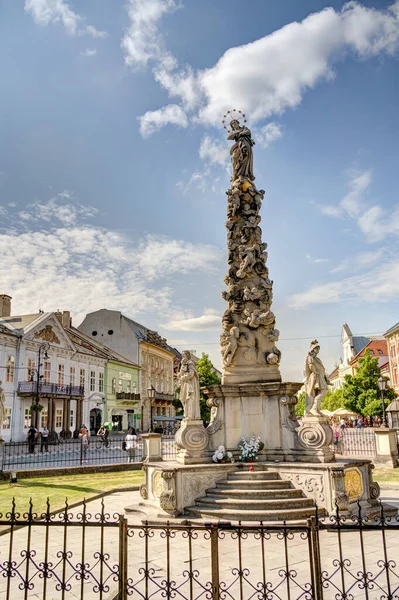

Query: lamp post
<box><xmin>147</xmin><ymin>385</ymin><xmax>156</xmax><ymax>432</ymax></box>
<box><xmin>377</xmin><ymin>375</ymin><xmax>388</xmax><ymax>428</ymax></box>
<box><xmin>30</xmin><ymin>342</ymin><xmax>50</xmax><ymax>428</ymax></box>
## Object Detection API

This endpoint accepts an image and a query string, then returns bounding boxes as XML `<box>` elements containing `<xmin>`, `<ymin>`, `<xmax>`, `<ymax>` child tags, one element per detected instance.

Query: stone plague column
<box><xmin>204</xmin><ymin>111</ymin><xmax>303</xmax><ymax>461</ymax></box>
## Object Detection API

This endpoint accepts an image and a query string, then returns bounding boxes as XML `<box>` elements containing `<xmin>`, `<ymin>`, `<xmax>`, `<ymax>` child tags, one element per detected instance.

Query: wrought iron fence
<box><xmin>1</xmin><ymin>436</ymin><xmax>143</xmax><ymax>472</ymax></box>
<box><xmin>336</xmin><ymin>428</ymin><xmax>377</xmax><ymax>457</ymax></box>
<box><xmin>1</xmin><ymin>437</ymin><xmax>177</xmax><ymax>472</ymax></box>
<box><xmin>0</xmin><ymin>498</ymin><xmax>398</xmax><ymax>599</ymax></box>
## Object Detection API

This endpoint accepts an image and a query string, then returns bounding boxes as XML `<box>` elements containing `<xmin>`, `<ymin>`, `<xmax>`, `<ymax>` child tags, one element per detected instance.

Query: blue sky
<box><xmin>1</xmin><ymin>0</ymin><xmax>399</xmax><ymax>379</ymax></box>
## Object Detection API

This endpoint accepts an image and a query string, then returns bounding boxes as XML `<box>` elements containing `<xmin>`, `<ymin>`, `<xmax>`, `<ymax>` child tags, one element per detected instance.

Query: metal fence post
<box><xmin>210</xmin><ymin>526</ymin><xmax>220</xmax><ymax>600</ymax></box>
<box><xmin>308</xmin><ymin>517</ymin><xmax>323</xmax><ymax>600</ymax></box>
<box><xmin>118</xmin><ymin>515</ymin><xmax>128</xmax><ymax>600</ymax></box>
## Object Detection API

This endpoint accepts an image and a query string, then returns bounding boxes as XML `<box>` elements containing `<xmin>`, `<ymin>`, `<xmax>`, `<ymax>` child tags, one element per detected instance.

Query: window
<box><xmin>126</xmin><ymin>380</ymin><xmax>131</xmax><ymax>393</ymax></box>
<box><xmin>70</xmin><ymin>367</ymin><xmax>76</xmax><ymax>386</ymax></box>
<box><xmin>394</xmin><ymin>368</ymin><xmax>398</xmax><ymax>386</ymax></box>
<box><xmin>6</xmin><ymin>356</ymin><xmax>15</xmax><ymax>383</ymax></box>
<box><xmin>369</xmin><ymin>350</ymin><xmax>374</xmax><ymax>355</ymax></box>
<box><xmin>99</xmin><ymin>372</ymin><xmax>104</xmax><ymax>393</ymax></box>
<box><xmin>162</xmin><ymin>407</ymin><xmax>166</xmax><ymax>416</ymax></box>
<box><xmin>27</xmin><ymin>358</ymin><xmax>35</xmax><ymax>380</ymax></box>
<box><xmin>112</xmin><ymin>378</ymin><xmax>116</xmax><ymax>394</ymax></box>
<box><xmin>43</xmin><ymin>361</ymin><xmax>51</xmax><ymax>384</ymax></box>
<box><xmin>58</xmin><ymin>364</ymin><xmax>65</xmax><ymax>385</ymax></box>
<box><xmin>3</xmin><ymin>407</ymin><xmax>11</xmax><ymax>430</ymax></box>
<box><xmin>378</xmin><ymin>350</ymin><xmax>383</xmax><ymax>355</ymax></box>
<box><xmin>24</xmin><ymin>407</ymin><xmax>31</xmax><ymax>429</ymax></box>
<box><xmin>70</xmin><ymin>409</ymin><xmax>74</xmax><ymax>429</ymax></box>
<box><xmin>80</xmin><ymin>368</ymin><xmax>86</xmax><ymax>388</ymax></box>
<box><xmin>41</xmin><ymin>409</ymin><xmax>48</xmax><ymax>429</ymax></box>
<box><xmin>55</xmin><ymin>408</ymin><xmax>63</xmax><ymax>428</ymax></box>
<box><xmin>90</xmin><ymin>371</ymin><xmax>96</xmax><ymax>392</ymax></box>
<box><xmin>141</xmin><ymin>353</ymin><xmax>145</xmax><ymax>365</ymax></box>
<box><xmin>118</xmin><ymin>379</ymin><xmax>123</xmax><ymax>393</ymax></box>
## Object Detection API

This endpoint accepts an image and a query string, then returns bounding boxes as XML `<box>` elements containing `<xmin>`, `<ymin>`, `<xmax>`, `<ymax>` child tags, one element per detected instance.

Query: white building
<box><xmin>78</xmin><ymin>309</ymin><xmax>180</xmax><ymax>431</ymax></box>
<box><xmin>0</xmin><ymin>296</ymin><xmax>107</xmax><ymax>441</ymax></box>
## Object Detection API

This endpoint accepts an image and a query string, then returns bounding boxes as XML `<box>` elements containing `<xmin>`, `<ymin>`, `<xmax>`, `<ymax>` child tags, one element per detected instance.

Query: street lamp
<box><xmin>30</xmin><ymin>342</ymin><xmax>50</xmax><ymax>428</ymax></box>
<box><xmin>147</xmin><ymin>385</ymin><xmax>156</xmax><ymax>432</ymax></box>
<box><xmin>377</xmin><ymin>376</ymin><xmax>388</xmax><ymax>428</ymax></box>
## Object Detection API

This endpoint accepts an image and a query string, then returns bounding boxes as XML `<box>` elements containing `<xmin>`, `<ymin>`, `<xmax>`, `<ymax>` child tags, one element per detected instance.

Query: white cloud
<box><xmin>305</xmin><ymin>253</ymin><xmax>329</xmax><ymax>264</ymax></box>
<box><xmin>289</xmin><ymin>254</ymin><xmax>399</xmax><ymax>309</ymax></box>
<box><xmin>17</xmin><ymin>192</ymin><xmax>98</xmax><ymax>226</ymax></box>
<box><xmin>199</xmin><ymin>136</ymin><xmax>229</xmax><ymax>168</ymax></box>
<box><xmin>138</xmin><ymin>1</ymin><xmax>399</xmax><ymax>135</ymax></box>
<box><xmin>25</xmin><ymin>0</ymin><xmax>107</xmax><ymax>37</ymax></box>
<box><xmin>256</xmin><ymin>122</ymin><xmax>283</xmax><ymax>148</ymax></box>
<box><xmin>121</xmin><ymin>0</ymin><xmax>177</xmax><ymax>69</ymax></box>
<box><xmin>318</xmin><ymin>170</ymin><xmax>372</xmax><ymax>219</ymax></box>
<box><xmin>139</xmin><ymin>104</ymin><xmax>188</xmax><ymax>137</ymax></box>
<box><xmin>0</xmin><ymin>212</ymin><xmax>221</xmax><ymax>324</ymax></box>
<box><xmin>358</xmin><ymin>204</ymin><xmax>399</xmax><ymax>242</ymax></box>
<box><xmin>81</xmin><ymin>48</ymin><xmax>97</xmax><ymax>57</ymax></box>
<box><xmin>161</xmin><ymin>311</ymin><xmax>221</xmax><ymax>331</ymax></box>
<box><xmin>331</xmin><ymin>248</ymin><xmax>385</xmax><ymax>273</ymax></box>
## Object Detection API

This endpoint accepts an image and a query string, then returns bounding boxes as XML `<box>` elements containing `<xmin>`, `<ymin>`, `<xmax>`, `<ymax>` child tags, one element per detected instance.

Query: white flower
<box><xmin>227</xmin><ymin>452</ymin><xmax>233</xmax><ymax>458</ymax></box>
<box><xmin>212</xmin><ymin>455</ymin><xmax>218</xmax><ymax>463</ymax></box>
<box><xmin>217</xmin><ymin>452</ymin><xmax>224</xmax><ymax>460</ymax></box>
<box><xmin>218</xmin><ymin>445</ymin><xmax>225</xmax><ymax>452</ymax></box>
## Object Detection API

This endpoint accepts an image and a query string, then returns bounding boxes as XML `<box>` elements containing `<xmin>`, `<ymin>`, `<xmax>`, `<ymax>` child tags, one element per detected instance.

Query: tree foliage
<box><xmin>340</xmin><ymin>350</ymin><xmax>395</xmax><ymax>417</ymax></box>
<box><xmin>197</xmin><ymin>353</ymin><xmax>221</xmax><ymax>422</ymax></box>
<box><xmin>295</xmin><ymin>392</ymin><xmax>306</xmax><ymax>417</ymax></box>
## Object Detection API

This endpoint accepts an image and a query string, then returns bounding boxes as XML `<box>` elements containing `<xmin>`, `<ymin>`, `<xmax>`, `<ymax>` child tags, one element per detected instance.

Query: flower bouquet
<box><xmin>29</xmin><ymin>403</ymin><xmax>44</xmax><ymax>413</ymax></box>
<box><xmin>238</xmin><ymin>433</ymin><xmax>263</xmax><ymax>462</ymax></box>
<box><xmin>212</xmin><ymin>445</ymin><xmax>234</xmax><ymax>464</ymax></box>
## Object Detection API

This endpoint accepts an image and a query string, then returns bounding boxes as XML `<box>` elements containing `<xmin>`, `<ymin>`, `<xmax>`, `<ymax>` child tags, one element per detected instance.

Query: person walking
<box><xmin>79</xmin><ymin>427</ymin><xmax>90</xmax><ymax>464</ymax></box>
<box><xmin>97</xmin><ymin>423</ymin><xmax>109</xmax><ymax>447</ymax></box>
<box><xmin>40</xmin><ymin>425</ymin><xmax>50</xmax><ymax>452</ymax></box>
<box><xmin>125</xmin><ymin>427</ymin><xmax>137</xmax><ymax>463</ymax></box>
<box><xmin>27</xmin><ymin>424</ymin><xmax>38</xmax><ymax>454</ymax></box>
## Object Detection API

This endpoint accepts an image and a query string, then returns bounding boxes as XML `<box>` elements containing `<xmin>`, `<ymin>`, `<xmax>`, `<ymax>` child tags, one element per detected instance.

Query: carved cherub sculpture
<box><xmin>220</xmin><ymin>326</ymin><xmax>240</xmax><ymax>366</ymax></box>
<box><xmin>241</xmin><ymin>307</ymin><xmax>275</xmax><ymax>329</ymax></box>
<box><xmin>236</xmin><ymin>244</ymin><xmax>258</xmax><ymax>278</ymax></box>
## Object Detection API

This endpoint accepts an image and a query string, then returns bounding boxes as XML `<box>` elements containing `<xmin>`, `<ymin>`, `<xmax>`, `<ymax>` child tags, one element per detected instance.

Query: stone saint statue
<box><xmin>227</xmin><ymin>119</ymin><xmax>255</xmax><ymax>182</ymax></box>
<box><xmin>0</xmin><ymin>381</ymin><xmax>5</xmax><ymax>438</ymax></box>
<box><xmin>304</xmin><ymin>340</ymin><xmax>331</xmax><ymax>416</ymax></box>
<box><xmin>178</xmin><ymin>351</ymin><xmax>201</xmax><ymax>420</ymax></box>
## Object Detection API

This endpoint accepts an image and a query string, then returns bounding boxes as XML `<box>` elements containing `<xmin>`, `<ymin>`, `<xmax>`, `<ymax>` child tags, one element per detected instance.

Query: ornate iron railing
<box><xmin>17</xmin><ymin>382</ymin><xmax>85</xmax><ymax>397</ymax></box>
<box><xmin>338</xmin><ymin>428</ymin><xmax>377</xmax><ymax>457</ymax></box>
<box><xmin>0</xmin><ymin>499</ymin><xmax>398</xmax><ymax>599</ymax></box>
<box><xmin>115</xmin><ymin>392</ymin><xmax>140</xmax><ymax>400</ymax></box>
<box><xmin>1</xmin><ymin>438</ymin><xmax>177</xmax><ymax>472</ymax></box>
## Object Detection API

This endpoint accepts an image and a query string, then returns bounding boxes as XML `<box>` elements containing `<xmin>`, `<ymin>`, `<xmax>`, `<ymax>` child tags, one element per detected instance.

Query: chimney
<box><xmin>0</xmin><ymin>294</ymin><xmax>12</xmax><ymax>318</ymax></box>
<box><xmin>55</xmin><ymin>311</ymin><xmax>63</xmax><ymax>324</ymax></box>
<box><xmin>62</xmin><ymin>311</ymin><xmax>72</xmax><ymax>328</ymax></box>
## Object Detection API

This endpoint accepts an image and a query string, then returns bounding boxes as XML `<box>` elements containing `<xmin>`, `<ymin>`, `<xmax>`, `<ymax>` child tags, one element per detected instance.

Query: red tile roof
<box><xmin>349</xmin><ymin>339</ymin><xmax>387</xmax><ymax>365</ymax></box>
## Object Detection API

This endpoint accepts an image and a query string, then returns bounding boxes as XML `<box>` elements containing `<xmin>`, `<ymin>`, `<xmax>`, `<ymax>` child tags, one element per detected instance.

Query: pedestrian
<box><xmin>97</xmin><ymin>423</ymin><xmax>109</xmax><ymax>447</ymax></box>
<box><xmin>333</xmin><ymin>426</ymin><xmax>341</xmax><ymax>453</ymax></box>
<box><xmin>26</xmin><ymin>424</ymin><xmax>38</xmax><ymax>454</ymax></box>
<box><xmin>79</xmin><ymin>427</ymin><xmax>90</xmax><ymax>463</ymax></box>
<box><xmin>125</xmin><ymin>427</ymin><xmax>137</xmax><ymax>463</ymax></box>
<box><xmin>40</xmin><ymin>425</ymin><xmax>50</xmax><ymax>452</ymax></box>
<box><xmin>339</xmin><ymin>418</ymin><xmax>346</xmax><ymax>431</ymax></box>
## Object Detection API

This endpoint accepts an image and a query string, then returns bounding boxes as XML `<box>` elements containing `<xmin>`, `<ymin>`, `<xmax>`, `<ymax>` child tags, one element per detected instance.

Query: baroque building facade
<box><xmin>78</xmin><ymin>309</ymin><xmax>180</xmax><ymax>431</ymax></box>
<box><xmin>384</xmin><ymin>321</ymin><xmax>399</xmax><ymax>395</ymax></box>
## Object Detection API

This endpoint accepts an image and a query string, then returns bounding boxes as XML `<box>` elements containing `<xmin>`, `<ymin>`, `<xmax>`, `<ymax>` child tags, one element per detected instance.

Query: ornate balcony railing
<box><xmin>17</xmin><ymin>381</ymin><xmax>85</xmax><ymax>397</ymax></box>
<box><xmin>154</xmin><ymin>392</ymin><xmax>174</xmax><ymax>402</ymax></box>
<box><xmin>115</xmin><ymin>392</ymin><xmax>140</xmax><ymax>401</ymax></box>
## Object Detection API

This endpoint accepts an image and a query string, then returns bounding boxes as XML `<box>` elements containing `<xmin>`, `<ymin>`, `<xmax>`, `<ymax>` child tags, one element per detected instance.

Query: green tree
<box><xmin>321</xmin><ymin>388</ymin><xmax>346</xmax><ymax>412</ymax></box>
<box><xmin>341</xmin><ymin>350</ymin><xmax>395</xmax><ymax>417</ymax></box>
<box><xmin>197</xmin><ymin>353</ymin><xmax>221</xmax><ymax>422</ymax></box>
<box><xmin>295</xmin><ymin>392</ymin><xmax>306</xmax><ymax>417</ymax></box>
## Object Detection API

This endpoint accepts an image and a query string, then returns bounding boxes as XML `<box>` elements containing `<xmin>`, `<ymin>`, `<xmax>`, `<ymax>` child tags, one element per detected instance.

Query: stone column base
<box><xmin>175</xmin><ymin>418</ymin><xmax>210</xmax><ymax>465</ymax></box>
<box><xmin>296</xmin><ymin>416</ymin><xmax>334</xmax><ymax>463</ymax></box>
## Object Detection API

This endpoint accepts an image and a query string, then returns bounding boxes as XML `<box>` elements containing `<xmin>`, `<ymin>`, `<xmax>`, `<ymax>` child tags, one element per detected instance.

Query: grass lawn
<box><xmin>373</xmin><ymin>468</ymin><xmax>399</xmax><ymax>485</ymax></box>
<box><xmin>0</xmin><ymin>470</ymin><xmax>144</xmax><ymax>516</ymax></box>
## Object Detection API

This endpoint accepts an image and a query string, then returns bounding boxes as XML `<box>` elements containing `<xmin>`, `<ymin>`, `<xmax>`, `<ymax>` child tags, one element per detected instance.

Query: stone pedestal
<box><xmin>297</xmin><ymin>416</ymin><xmax>334</xmax><ymax>463</ymax></box>
<box><xmin>141</xmin><ymin>433</ymin><xmax>162</xmax><ymax>463</ymax></box>
<box><xmin>374</xmin><ymin>429</ymin><xmax>399</xmax><ymax>468</ymax></box>
<box><xmin>175</xmin><ymin>418</ymin><xmax>210</xmax><ymax>464</ymax></box>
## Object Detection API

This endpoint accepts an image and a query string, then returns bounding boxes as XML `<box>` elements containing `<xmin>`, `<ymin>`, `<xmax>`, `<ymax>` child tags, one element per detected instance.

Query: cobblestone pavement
<box><xmin>0</xmin><ymin>490</ymin><xmax>398</xmax><ymax>599</ymax></box>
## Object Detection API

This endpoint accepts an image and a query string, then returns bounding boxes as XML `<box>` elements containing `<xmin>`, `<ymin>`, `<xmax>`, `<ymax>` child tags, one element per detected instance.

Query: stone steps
<box><xmin>186</xmin><ymin>505</ymin><xmax>318</xmax><ymax>522</ymax></box>
<box><xmin>206</xmin><ymin>487</ymin><xmax>304</xmax><ymax>500</ymax></box>
<box><xmin>195</xmin><ymin>496</ymin><xmax>314</xmax><ymax>511</ymax></box>
<box><xmin>216</xmin><ymin>479</ymin><xmax>292</xmax><ymax>489</ymax></box>
<box><xmin>186</xmin><ymin>468</ymin><xmax>317</xmax><ymax>522</ymax></box>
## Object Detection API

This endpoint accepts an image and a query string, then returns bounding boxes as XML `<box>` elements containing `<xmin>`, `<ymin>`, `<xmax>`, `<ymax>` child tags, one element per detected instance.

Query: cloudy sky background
<box><xmin>1</xmin><ymin>0</ymin><xmax>399</xmax><ymax>379</ymax></box>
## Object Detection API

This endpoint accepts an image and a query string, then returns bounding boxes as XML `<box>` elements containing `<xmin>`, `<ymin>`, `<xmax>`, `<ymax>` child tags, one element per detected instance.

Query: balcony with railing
<box><xmin>115</xmin><ymin>392</ymin><xmax>141</xmax><ymax>401</ymax></box>
<box><xmin>17</xmin><ymin>381</ymin><xmax>85</xmax><ymax>397</ymax></box>
<box><xmin>154</xmin><ymin>392</ymin><xmax>174</xmax><ymax>402</ymax></box>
